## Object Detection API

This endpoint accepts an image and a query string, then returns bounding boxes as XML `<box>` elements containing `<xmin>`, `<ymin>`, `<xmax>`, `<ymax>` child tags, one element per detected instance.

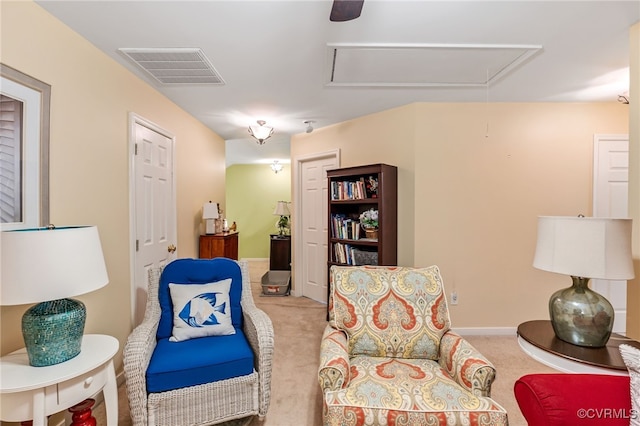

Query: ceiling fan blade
<box><xmin>330</xmin><ymin>0</ymin><xmax>364</xmax><ymax>22</ymax></box>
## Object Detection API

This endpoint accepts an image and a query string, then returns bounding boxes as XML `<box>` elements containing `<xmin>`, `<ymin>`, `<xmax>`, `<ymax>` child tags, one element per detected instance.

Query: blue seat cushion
<box><xmin>157</xmin><ymin>258</ymin><xmax>243</xmax><ymax>340</ymax></box>
<box><xmin>146</xmin><ymin>329</ymin><xmax>255</xmax><ymax>393</ymax></box>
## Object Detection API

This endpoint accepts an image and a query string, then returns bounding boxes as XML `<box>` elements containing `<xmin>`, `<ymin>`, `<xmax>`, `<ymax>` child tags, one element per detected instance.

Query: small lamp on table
<box><xmin>203</xmin><ymin>202</ymin><xmax>219</xmax><ymax>235</ymax></box>
<box><xmin>1</xmin><ymin>225</ymin><xmax>109</xmax><ymax>367</ymax></box>
<box><xmin>273</xmin><ymin>201</ymin><xmax>291</xmax><ymax>236</ymax></box>
<box><xmin>533</xmin><ymin>216</ymin><xmax>634</xmax><ymax>348</ymax></box>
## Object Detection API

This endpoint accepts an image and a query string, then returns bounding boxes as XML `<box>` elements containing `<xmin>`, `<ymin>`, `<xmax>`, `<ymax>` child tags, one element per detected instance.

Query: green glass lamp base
<box><xmin>549</xmin><ymin>276</ymin><xmax>614</xmax><ymax>348</ymax></box>
<box><xmin>22</xmin><ymin>298</ymin><xmax>86</xmax><ymax>366</ymax></box>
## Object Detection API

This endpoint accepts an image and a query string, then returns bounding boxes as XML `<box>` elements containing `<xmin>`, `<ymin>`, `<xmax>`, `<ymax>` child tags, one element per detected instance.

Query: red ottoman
<box><xmin>514</xmin><ymin>374</ymin><xmax>632</xmax><ymax>425</ymax></box>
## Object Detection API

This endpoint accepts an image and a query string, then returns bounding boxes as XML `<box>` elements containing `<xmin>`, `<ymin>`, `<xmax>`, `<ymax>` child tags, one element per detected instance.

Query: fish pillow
<box><xmin>168</xmin><ymin>279</ymin><xmax>236</xmax><ymax>342</ymax></box>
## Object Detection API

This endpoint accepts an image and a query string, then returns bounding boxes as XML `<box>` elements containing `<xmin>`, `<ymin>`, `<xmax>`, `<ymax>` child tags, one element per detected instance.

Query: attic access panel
<box><xmin>326</xmin><ymin>43</ymin><xmax>542</xmax><ymax>87</ymax></box>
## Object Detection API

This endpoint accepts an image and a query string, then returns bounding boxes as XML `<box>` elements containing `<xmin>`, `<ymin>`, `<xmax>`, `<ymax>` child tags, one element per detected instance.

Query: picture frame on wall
<box><xmin>0</xmin><ymin>64</ymin><xmax>50</xmax><ymax>230</ymax></box>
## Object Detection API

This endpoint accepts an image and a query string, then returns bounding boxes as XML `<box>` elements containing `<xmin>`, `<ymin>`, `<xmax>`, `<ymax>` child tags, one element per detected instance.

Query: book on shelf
<box><xmin>330</xmin><ymin>214</ymin><xmax>361</xmax><ymax>240</ymax></box>
<box><xmin>330</xmin><ymin>177</ymin><xmax>367</xmax><ymax>200</ymax></box>
<box><xmin>332</xmin><ymin>242</ymin><xmax>378</xmax><ymax>265</ymax></box>
<box><xmin>332</xmin><ymin>242</ymin><xmax>355</xmax><ymax>265</ymax></box>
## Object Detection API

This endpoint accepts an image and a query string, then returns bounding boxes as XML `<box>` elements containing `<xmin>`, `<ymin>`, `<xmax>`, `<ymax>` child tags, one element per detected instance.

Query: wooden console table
<box><xmin>199</xmin><ymin>231</ymin><xmax>239</xmax><ymax>260</ymax></box>
<box><xmin>517</xmin><ymin>320</ymin><xmax>640</xmax><ymax>375</ymax></box>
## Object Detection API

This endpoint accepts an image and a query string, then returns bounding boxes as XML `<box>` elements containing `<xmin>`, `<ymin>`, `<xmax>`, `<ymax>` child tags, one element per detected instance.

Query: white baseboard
<box><xmin>451</xmin><ymin>327</ymin><xmax>517</xmax><ymax>336</ymax></box>
<box><xmin>240</xmin><ymin>257</ymin><xmax>269</xmax><ymax>262</ymax></box>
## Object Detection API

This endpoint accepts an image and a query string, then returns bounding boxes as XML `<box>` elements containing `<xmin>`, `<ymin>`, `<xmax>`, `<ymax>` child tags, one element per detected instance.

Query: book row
<box><xmin>330</xmin><ymin>214</ymin><xmax>361</xmax><ymax>240</ymax></box>
<box><xmin>332</xmin><ymin>242</ymin><xmax>378</xmax><ymax>265</ymax></box>
<box><xmin>330</xmin><ymin>175</ymin><xmax>378</xmax><ymax>200</ymax></box>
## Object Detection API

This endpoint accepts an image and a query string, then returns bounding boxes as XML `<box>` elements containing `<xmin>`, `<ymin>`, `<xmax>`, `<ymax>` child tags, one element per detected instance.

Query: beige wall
<box><xmin>413</xmin><ymin>103</ymin><xmax>627</xmax><ymax>327</ymax></box>
<box><xmin>627</xmin><ymin>21</ymin><xmax>640</xmax><ymax>339</ymax></box>
<box><xmin>291</xmin><ymin>104</ymin><xmax>417</xmax><ymax>266</ymax></box>
<box><xmin>292</xmin><ymin>102</ymin><xmax>629</xmax><ymax>328</ymax></box>
<box><xmin>0</xmin><ymin>0</ymin><xmax>225</xmax><ymax>375</ymax></box>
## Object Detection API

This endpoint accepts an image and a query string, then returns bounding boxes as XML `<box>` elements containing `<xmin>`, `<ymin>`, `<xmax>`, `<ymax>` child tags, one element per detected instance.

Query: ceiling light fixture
<box><xmin>304</xmin><ymin>120</ymin><xmax>315</xmax><ymax>133</ymax></box>
<box><xmin>248</xmin><ymin>120</ymin><xmax>274</xmax><ymax>145</ymax></box>
<box><xmin>271</xmin><ymin>160</ymin><xmax>283</xmax><ymax>174</ymax></box>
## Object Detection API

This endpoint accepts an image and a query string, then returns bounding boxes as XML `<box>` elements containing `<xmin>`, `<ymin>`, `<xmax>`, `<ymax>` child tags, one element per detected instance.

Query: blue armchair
<box><xmin>124</xmin><ymin>258</ymin><xmax>274</xmax><ymax>425</ymax></box>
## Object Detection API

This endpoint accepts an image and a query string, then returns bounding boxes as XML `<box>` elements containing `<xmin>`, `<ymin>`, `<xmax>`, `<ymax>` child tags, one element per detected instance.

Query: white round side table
<box><xmin>0</xmin><ymin>334</ymin><xmax>119</xmax><ymax>426</ymax></box>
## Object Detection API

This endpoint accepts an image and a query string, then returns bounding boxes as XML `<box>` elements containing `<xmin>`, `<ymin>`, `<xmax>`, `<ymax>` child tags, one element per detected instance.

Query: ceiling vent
<box><xmin>326</xmin><ymin>43</ymin><xmax>542</xmax><ymax>87</ymax></box>
<box><xmin>118</xmin><ymin>48</ymin><xmax>224</xmax><ymax>85</ymax></box>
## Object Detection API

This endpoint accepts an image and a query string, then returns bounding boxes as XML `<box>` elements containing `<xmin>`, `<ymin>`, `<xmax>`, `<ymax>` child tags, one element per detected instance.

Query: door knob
<box><xmin>168</xmin><ymin>244</ymin><xmax>177</xmax><ymax>253</ymax></box>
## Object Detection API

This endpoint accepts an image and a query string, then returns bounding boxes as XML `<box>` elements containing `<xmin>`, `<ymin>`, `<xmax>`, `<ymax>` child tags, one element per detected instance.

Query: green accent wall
<box><xmin>226</xmin><ymin>164</ymin><xmax>291</xmax><ymax>259</ymax></box>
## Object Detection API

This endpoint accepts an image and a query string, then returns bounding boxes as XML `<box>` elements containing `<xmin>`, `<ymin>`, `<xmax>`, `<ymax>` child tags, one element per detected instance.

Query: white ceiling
<box><xmin>35</xmin><ymin>1</ymin><xmax>639</xmax><ymax>165</ymax></box>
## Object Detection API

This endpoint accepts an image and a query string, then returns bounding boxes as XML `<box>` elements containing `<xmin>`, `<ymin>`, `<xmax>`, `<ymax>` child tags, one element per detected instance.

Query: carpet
<box><xmin>92</xmin><ymin>260</ymin><xmax>555</xmax><ymax>426</ymax></box>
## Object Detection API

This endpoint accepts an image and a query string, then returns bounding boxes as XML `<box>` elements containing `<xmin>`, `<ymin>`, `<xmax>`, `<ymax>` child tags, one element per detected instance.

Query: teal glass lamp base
<box><xmin>22</xmin><ymin>298</ymin><xmax>86</xmax><ymax>366</ymax></box>
<box><xmin>549</xmin><ymin>276</ymin><xmax>614</xmax><ymax>348</ymax></box>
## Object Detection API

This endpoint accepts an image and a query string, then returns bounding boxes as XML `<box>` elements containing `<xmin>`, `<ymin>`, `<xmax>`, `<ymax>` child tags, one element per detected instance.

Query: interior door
<box><xmin>131</xmin><ymin>115</ymin><xmax>177</xmax><ymax>326</ymax></box>
<box><xmin>296</xmin><ymin>152</ymin><xmax>339</xmax><ymax>303</ymax></box>
<box><xmin>592</xmin><ymin>134</ymin><xmax>629</xmax><ymax>334</ymax></box>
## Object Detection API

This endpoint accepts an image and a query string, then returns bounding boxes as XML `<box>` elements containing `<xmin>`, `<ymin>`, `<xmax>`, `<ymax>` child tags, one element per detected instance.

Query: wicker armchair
<box><xmin>124</xmin><ymin>258</ymin><xmax>274</xmax><ymax>426</ymax></box>
<box><xmin>319</xmin><ymin>265</ymin><xmax>508</xmax><ymax>426</ymax></box>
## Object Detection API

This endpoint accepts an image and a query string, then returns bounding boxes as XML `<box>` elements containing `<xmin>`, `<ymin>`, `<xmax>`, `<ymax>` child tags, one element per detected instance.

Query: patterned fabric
<box><xmin>323</xmin><ymin>356</ymin><xmax>507</xmax><ymax>426</ymax></box>
<box><xmin>438</xmin><ymin>331</ymin><xmax>496</xmax><ymax>398</ymax></box>
<box><xmin>319</xmin><ymin>325</ymin><xmax>350</xmax><ymax>392</ymax></box>
<box><xmin>330</xmin><ymin>265</ymin><xmax>450</xmax><ymax>359</ymax></box>
<box><xmin>620</xmin><ymin>344</ymin><xmax>640</xmax><ymax>426</ymax></box>
<box><xmin>320</xmin><ymin>265</ymin><xmax>507</xmax><ymax>426</ymax></box>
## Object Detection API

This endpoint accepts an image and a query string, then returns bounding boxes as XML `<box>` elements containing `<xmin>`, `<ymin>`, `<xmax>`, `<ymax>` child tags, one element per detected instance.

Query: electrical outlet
<box><xmin>451</xmin><ymin>291</ymin><xmax>458</xmax><ymax>305</ymax></box>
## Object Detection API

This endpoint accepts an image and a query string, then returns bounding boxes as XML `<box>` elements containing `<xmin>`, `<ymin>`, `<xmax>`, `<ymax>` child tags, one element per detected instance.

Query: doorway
<box><xmin>592</xmin><ymin>133</ymin><xmax>629</xmax><ymax>334</ymax></box>
<box><xmin>293</xmin><ymin>150</ymin><xmax>339</xmax><ymax>303</ymax></box>
<box><xmin>129</xmin><ymin>113</ymin><xmax>177</xmax><ymax>327</ymax></box>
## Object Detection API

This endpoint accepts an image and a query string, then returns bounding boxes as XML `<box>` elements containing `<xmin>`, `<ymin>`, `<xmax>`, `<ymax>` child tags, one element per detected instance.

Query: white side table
<box><xmin>0</xmin><ymin>334</ymin><xmax>119</xmax><ymax>425</ymax></box>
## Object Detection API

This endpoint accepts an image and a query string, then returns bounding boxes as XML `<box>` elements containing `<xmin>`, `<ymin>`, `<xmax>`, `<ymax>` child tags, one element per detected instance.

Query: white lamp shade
<box><xmin>533</xmin><ymin>216</ymin><xmax>634</xmax><ymax>280</ymax></box>
<box><xmin>1</xmin><ymin>226</ymin><xmax>109</xmax><ymax>305</ymax></box>
<box><xmin>203</xmin><ymin>202</ymin><xmax>219</xmax><ymax>219</ymax></box>
<box><xmin>273</xmin><ymin>201</ymin><xmax>291</xmax><ymax>216</ymax></box>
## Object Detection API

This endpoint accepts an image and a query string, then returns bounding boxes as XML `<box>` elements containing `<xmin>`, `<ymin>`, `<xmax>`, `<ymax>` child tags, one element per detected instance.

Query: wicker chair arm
<box><xmin>237</xmin><ymin>260</ymin><xmax>274</xmax><ymax>418</ymax></box>
<box><xmin>123</xmin><ymin>267</ymin><xmax>162</xmax><ymax>426</ymax></box>
<box><xmin>318</xmin><ymin>325</ymin><xmax>350</xmax><ymax>392</ymax></box>
<box><xmin>438</xmin><ymin>331</ymin><xmax>497</xmax><ymax>398</ymax></box>
<box><xmin>243</xmin><ymin>303</ymin><xmax>274</xmax><ymax>417</ymax></box>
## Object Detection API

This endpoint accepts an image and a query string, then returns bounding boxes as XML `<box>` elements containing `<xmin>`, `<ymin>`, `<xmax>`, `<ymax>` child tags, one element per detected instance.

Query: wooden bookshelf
<box><xmin>326</xmin><ymin>163</ymin><xmax>398</xmax><ymax>313</ymax></box>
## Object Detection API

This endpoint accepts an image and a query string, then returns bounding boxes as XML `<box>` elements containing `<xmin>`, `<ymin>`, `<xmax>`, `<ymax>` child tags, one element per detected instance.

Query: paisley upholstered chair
<box><xmin>124</xmin><ymin>258</ymin><xmax>274</xmax><ymax>425</ymax></box>
<box><xmin>318</xmin><ymin>265</ymin><xmax>508</xmax><ymax>426</ymax></box>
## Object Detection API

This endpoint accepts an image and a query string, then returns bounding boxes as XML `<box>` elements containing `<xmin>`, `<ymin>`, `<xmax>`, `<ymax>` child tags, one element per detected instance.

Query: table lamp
<box><xmin>533</xmin><ymin>216</ymin><xmax>634</xmax><ymax>347</ymax></box>
<box><xmin>203</xmin><ymin>201</ymin><xmax>219</xmax><ymax>234</ymax></box>
<box><xmin>273</xmin><ymin>201</ymin><xmax>291</xmax><ymax>236</ymax></box>
<box><xmin>1</xmin><ymin>226</ymin><xmax>109</xmax><ymax>366</ymax></box>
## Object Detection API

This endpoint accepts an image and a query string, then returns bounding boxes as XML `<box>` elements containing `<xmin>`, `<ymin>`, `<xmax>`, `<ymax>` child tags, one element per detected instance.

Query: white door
<box><xmin>592</xmin><ymin>134</ymin><xmax>629</xmax><ymax>334</ymax></box>
<box><xmin>294</xmin><ymin>151</ymin><xmax>339</xmax><ymax>303</ymax></box>
<box><xmin>131</xmin><ymin>114</ymin><xmax>177</xmax><ymax>327</ymax></box>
